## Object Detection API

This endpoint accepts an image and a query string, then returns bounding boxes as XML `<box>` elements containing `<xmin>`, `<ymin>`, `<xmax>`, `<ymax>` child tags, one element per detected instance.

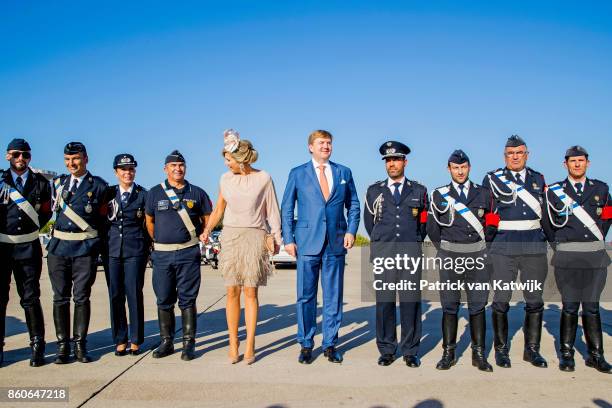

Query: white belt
<box><xmin>498</xmin><ymin>220</ymin><xmax>541</xmax><ymax>231</ymax></box>
<box><xmin>440</xmin><ymin>240</ymin><xmax>486</xmax><ymax>253</ymax></box>
<box><xmin>154</xmin><ymin>237</ymin><xmax>199</xmax><ymax>252</ymax></box>
<box><xmin>52</xmin><ymin>229</ymin><xmax>98</xmax><ymax>241</ymax></box>
<box><xmin>0</xmin><ymin>231</ymin><xmax>40</xmax><ymax>244</ymax></box>
<box><xmin>556</xmin><ymin>241</ymin><xmax>606</xmax><ymax>252</ymax></box>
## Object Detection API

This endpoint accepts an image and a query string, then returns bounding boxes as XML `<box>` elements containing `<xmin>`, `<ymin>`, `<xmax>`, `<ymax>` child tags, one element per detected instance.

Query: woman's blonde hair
<box><xmin>222</xmin><ymin>139</ymin><xmax>258</xmax><ymax>164</ymax></box>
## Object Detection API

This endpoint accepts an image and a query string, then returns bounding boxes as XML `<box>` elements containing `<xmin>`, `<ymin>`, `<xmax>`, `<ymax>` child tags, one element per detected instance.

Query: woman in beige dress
<box><xmin>201</xmin><ymin>129</ymin><xmax>281</xmax><ymax>364</ymax></box>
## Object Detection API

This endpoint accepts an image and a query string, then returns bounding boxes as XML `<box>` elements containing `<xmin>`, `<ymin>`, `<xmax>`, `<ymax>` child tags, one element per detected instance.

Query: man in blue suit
<box><xmin>281</xmin><ymin>130</ymin><xmax>360</xmax><ymax>364</ymax></box>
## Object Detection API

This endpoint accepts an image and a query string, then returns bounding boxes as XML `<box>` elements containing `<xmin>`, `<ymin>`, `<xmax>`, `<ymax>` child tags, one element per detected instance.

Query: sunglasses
<box><xmin>10</xmin><ymin>151</ymin><xmax>31</xmax><ymax>159</ymax></box>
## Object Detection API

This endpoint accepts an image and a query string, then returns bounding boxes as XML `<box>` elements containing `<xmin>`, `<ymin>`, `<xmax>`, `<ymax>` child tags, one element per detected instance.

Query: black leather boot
<box><xmin>558</xmin><ymin>311</ymin><xmax>577</xmax><ymax>372</ymax></box>
<box><xmin>152</xmin><ymin>308</ymin><xmax>175</xmax><ymax>359</ymax></box>
<box><xmin>470</xmin><ymin>311</ymin><xmax>493</xmax><ymax>372</ymax></box>
<box><xmin>25</xmin><ymin>303</ymin><xmax>46</xmax><ymax>367</ymax></box>
<box><xmin>583</xmin><ymin>312</ymin><xmax>611</xmax><ymax>374</ymax></box>
<box><xmin>53</xmin><ymin>304</ymin><xmax>71</xmax><ymax>364</ymax></box>
<box><xmin>492</xmin><ymin>310</ymin><xmax>511</xmax><ymax>368</ymax></box>
<box><xmin>436</xmin><ymin>313</ymin><xmax>457</xmax><ymax>370</ymax></box>
<box><xmin>180</xmin><ymin>306</ymin><xmax>197</xmax><ymax>361</ymax></box>
<box><xmin>73</xmin><ymin>303</ymin><xmax>92</xmax><ymax>363</ymax></box>
<box><xmin>523</xmin><ymin>311</ymin><xmax>547</xmax><ymax>368</ymax></box>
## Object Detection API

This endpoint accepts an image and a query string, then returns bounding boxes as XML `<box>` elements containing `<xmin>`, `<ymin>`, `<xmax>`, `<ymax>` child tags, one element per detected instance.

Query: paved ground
<box><xmin>1</xmin><ymin>248</ymin><xmax>611</xmax><ymax>408</ymax></box>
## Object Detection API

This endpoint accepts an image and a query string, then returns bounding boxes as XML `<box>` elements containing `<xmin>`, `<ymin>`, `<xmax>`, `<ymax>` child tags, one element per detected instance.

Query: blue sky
<box><xmin>1</xmin><ymin>1</ymin><xmax>611</xmax><ymax>225</ymax></box>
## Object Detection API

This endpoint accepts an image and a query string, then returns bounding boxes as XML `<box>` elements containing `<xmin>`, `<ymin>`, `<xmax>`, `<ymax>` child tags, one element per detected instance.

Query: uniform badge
<box><xmin>386</xmin><ymin>142</ymin><xmax>392</xmax><ymax>147</ymax></box>
<box><xmin>597</xmin><ymin>207</ymin><xmax>603</xmax><ymax>216</ymax></box>
<box><xmin>186</xmin><ymin>200</ymin><xmax>194</xmax><ymax>209</ymax></box>
<box><xmin>61</xmin><ymin>190</ymin><xmax>69</xmax><ymax>200</ymax></box>
<box><xmin>87</xmin><ymin>191</ymin><xmax>93</xmax><ymax>198</ymax></box>
<box><xmin>478</xmin><ymin>209</ymin><xmax>484</xmax><ymax>217</ymax></box>
<box><xmin>35</xmin><ymin>203</ymin><xmax>41</xmax><ymax>211</ymax></box>
<box><xmin>85</xmin><ymin>203</ymin><xmax>93</xmax><ymax>214</ymax></box>
<box><xmin>411</xmin><ymin>208</ymin><xmax>418</xmax><ymax>217</ymax></box>
<box><xmin>594</xmin><ymin>195</ymin><xmax>600</xmax><ymax>202</ymax></box>
<box><xmin>137</xmin><ymin>208</ymin><xmax>143</xmax><ymax>218</ymax></box>
<box><xmin>532</xmin><ymin>182</ymin><xmax>538</xmax><ymax>190</ymax></box>
<box><xmin>172</xmin><ymin>201</ymin><xmax>181</xmax><ymax>210</ymax></box>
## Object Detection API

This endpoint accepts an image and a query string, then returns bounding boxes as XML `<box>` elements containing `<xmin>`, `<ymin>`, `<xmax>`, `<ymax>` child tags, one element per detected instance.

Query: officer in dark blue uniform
<box><xmin>545</xmin><ymin>145</ymin><xmax>611</xmax><ymax>373</ymax></box>
<box><xmin>364</xmin><ymin>141</ymin><xmax>427</xmax><ymax>367</ymax></box>
<box><xmin>0</xmin><ymin>138</ymin><xmax>52</xmax><ymax>367</ymax></box>
<box><xmin>482</xmin><ymin>135</ymin><xmax>553</xmax><ymax>369</ymax></box>
<box><xmin>427</xmin><ymin>149</ymin><xmax>496</xmax><ymax>372</ymax></box>
<box><xmin>105</xmin><ymin>154</ymin><xmax>149</xmax><ymax>356</ymax></box>
<box><xmin>47</xmin><ymin>142</ymin><xmax>108</xmax><ymax>364</ymax></box>
<box><xmin>145</xmin><ymin>150</ymin><xmax>211</xmax><ymax>361</ymax></box>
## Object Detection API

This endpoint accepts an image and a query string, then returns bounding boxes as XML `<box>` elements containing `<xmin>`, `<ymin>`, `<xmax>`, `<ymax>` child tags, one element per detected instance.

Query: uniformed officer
<box><xmin>47</xmin><ymin>142</ymin><xmax>108</xmax><ymax>364</ymax></box>
<box><xmin>0</xmin><ymin>139</ymin><xmax>52</xmax><ymax>367</ymax></box>
<box><xmin>145</xmin><ymin>150</ymin><xmax>212</xmax><ymax>361</ymax></box>
<box><xmin>105</xmin><ymin>154</ymin><xmax>149</xmax><ymax>356</ymax></box>
<box><xmin>427</xmin><ymin>150</ymin><xmax>496</xmax><ymax>372</ymax></box>
<box><xmin>364</xmin><ymin>141</ymin><xmax>427</xmax><ymax>367</ymax></box>
<box><xmin>482</xmin><ymin>135</ymin><xmax>553</xmax><ymax>369</ymax></box>
<box><xmin>545</xmin><ymin>145</ymin><xmax>611</xmax><ymax>373</ymax></box>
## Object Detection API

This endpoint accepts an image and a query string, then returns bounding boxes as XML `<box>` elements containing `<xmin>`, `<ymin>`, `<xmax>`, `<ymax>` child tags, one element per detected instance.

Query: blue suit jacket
<box><xmin>281</xmin><ymin>160</ymin><xmax>360</xmax><ymax>256</ymax></box>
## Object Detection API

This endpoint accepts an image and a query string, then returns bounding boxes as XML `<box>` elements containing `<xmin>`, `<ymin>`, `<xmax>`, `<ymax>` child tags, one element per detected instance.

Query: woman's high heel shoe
<box><xmin>228</xmin><ymin>340</ymin><xmax>240</xmax><ymax>364</ymax></box>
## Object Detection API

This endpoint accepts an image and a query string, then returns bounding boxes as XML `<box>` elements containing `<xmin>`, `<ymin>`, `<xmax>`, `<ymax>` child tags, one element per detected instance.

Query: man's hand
<box><xmin>344</xmin><ymin>233</ymin><xmax>355</xmax><ymax>249</ymax></box>
<box><xmin>285</xmin><ymin>243</ymin><xmax>297</xmax><ymax>257</ymax></box>
<box><xmin>199</xmin><ymin>230</ymin><xmax>210</xmax><ymax>244</ymax></box>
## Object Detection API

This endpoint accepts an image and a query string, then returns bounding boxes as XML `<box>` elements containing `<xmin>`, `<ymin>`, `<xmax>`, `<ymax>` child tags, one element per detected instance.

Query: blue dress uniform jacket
<box><xmin>364</xmin><ymin>178</ymin><xmax>427</xmax><ymax>245</ymax></box>
<box><xmin>106</xmin><ymin>184</ymin><xmax>149</xmax><ymax>258</ymax></box>
<box><xmin>482</xmin><ymin>167</ymin><xmax>552</xmax><ymax>254</ymax></box>
<box><xmin>426</xmin><ymin>182</ymin><xmax>495</xmax><ymax>248</ymax></box>
<box><xmin>47</xmin><ymin>172</ymin><xmax>109</xmax><ymax>257</ymax></box>
<box><xmin>0</xmin><ymin>169</ymin><xmax>52</xmax><ymax>259</ymax></box>
<box><xmin>546</xmin><ymin>178</ymin><xmax>611</xmax><ymax>269</ymax></box>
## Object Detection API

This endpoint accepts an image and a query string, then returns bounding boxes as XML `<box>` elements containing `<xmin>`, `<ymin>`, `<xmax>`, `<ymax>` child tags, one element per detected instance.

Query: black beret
<box><xmin>64</xmin><ymin>142</ymin><xmax>87</xmax><ymax>155</ymax></box>
<box><xmin>379</xmin><ymin>141</ymin><xmax>410</xmax><ymax>159</ymax></box>
<box><xmin>7</xmin><ymin>138</ymin><xmax>31</xmax><ymax>151</ymax></box>
<box><xmin>448</xmin><ymin>149</ymin><xmax>470</xmax><ymax>165</ymax></box>
<box><xmin>165</xmin><ymin>150</ymin><xmax>185</xmax><ymax>164</ymax></box>
<box><xmin>505</xmin><ymin>134</ymin><xmax>527</xmax><ymax>148</ymax></box>
<box><xmin>565</xmin><ymin>145</ymin><xmax>589</xmax><ymax>159</ymax></box>
<box><xmin>113</xmin><ymin>153</ymin><xmax>137</xmax><ymax>169</ymax></box>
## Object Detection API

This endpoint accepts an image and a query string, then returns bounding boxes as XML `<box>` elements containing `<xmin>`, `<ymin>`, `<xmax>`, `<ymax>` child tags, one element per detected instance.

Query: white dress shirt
<box><xmin>312</xmin><ymin>158</ymin><xmax>334</xmax><ymax>193</ymax></box>
<box><xmin>512</xmin><ymin>168</ymin><xmax>527</xmax><ymax>183</ymax></box>
<box><xmin>568</xmin><ymin>177</ymin><xmax>587</xmax><ymax>194</ymax></box>
<box><xmin>387</xmin><ymin>177</ymin><xmax>406</xmax><ymax>195</ymax></box>
<box><xmin>119</xmin><ymin>184</ymin><xmax>134</xmax><ymax>196</ymax></box>
<box><xmin>69</xmin><ymin>173</ymin><xmax>86</xmax><ymax>191</ymax></box>
<box><xmin>452</xmin><ymin>180</ymin><xmax>471</xmax><ymax>197</ymax></box>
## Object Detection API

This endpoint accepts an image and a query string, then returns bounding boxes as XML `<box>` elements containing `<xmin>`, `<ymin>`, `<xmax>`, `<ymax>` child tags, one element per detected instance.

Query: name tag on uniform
<box><xmin>157</xmin><ymin>200</ymin><xmax>170</xmax><ymax>211</ymax></box>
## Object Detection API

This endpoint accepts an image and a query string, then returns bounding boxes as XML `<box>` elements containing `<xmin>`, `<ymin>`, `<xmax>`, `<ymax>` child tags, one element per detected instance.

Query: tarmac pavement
<box><xmin>1</xmin><ymin>248</ymin><xmax>611</xmax><ymax>408</ymax></box>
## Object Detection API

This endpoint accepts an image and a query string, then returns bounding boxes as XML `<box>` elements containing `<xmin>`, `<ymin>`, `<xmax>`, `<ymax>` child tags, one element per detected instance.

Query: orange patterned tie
<box><xmin>318</xmin><ymin>165</ymin><xmax>330</xmax><ymax>201</ymax></box>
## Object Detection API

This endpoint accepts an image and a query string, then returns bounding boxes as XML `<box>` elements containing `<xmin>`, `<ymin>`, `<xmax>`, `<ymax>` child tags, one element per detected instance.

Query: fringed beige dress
<box><xmin>218</xmin><ymin>170</ymin><xmax>282</xmax><ymax>287</ymax></box>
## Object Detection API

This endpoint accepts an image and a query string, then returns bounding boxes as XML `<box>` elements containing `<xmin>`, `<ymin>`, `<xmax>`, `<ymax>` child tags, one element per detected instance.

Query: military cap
<box><xmin>505</xmin><ymin>134</ymin><xmax>526</xmax><ymax>148</ymax></box>
<box><xmin>379</xmin><ymin>141</ymin><xmax>410</xmax><ymax>160</ymax></box>
<box><xmin>113</xmin><ymin>153</ymin><xmax>138</xmax><ymax>169</ymax></box>
<box><xmin>64</xmin><ymin>141</ymin><xmax>87</xmax><ymax>155</ymax></box>
<box><xmin>448</xmin><ymin>149</ymin><xmax>470</xmax><ymax>165</ymax></box>
<box><xmin>165</xmin><ymin>150</ymin><xmax>185</xmax><ymax>164</ymax></box>
<box><xmin>564</xmin><ymin>145</ymin><xmax>589</xmax><ymax>159</ymax></box>
<box><xmin>7</xmin><ymin>138</ymin><xmax>31</xmax><ymax>152</ymax></box>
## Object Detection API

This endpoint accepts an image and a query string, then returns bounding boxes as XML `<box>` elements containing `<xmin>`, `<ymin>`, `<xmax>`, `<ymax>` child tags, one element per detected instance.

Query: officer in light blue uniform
<box><xmin>427</xmin><ymin>149</ymin><xmax>496</xmax><ymax>372</ymax></box>
<box><xmin>482</xmin><ymin>135</ymin><xmax>553</xmax><ymax>369</ymax></box>
<box><xmin>106</xmin><ymin>154</ymin><xmax>149</xmax><ymax>356</ymax></box>
<box><xmin>545</xmin><ymin>145</ymin><xmax>611</xmax><ymax>373</ymax></box>
<box><xmin>47</xmin><ymin>142</ymin><xmax>108</xmax><ymax>364</ymax></box>
<box><xmin>145</xmin><ymin>150</ymin><xmax>211</xmax><ymax>361</ymax></box>
<box><xmin>363</xmin><ymin>141</ymin><xmax>427</xmax><ymax>367</ymax></box>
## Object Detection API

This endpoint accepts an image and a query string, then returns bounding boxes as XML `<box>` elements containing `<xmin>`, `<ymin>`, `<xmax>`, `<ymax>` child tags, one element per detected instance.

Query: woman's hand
<box><xmin>273</xmin><ymin>243</ymin><xmax>280</xmax><ymax>255</ymax></box>
<box><xmin>199</xmin><ymin>230</ymin><xmax>210</xmax><ymax>243</ymax></box>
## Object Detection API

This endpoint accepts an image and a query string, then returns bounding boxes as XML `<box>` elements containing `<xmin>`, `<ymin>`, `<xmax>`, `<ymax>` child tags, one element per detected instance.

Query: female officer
<box><xmin>106</xmin><ymin>154</ymin><xmax>149</xmax><ymax>356</ymax></box>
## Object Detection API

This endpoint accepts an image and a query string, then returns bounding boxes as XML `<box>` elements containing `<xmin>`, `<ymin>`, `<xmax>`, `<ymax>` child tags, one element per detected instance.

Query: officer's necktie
<box><xmin>318</xmin><ymin>165</ymin><xmax>330</xmax><ymax>201</ymax></box>
<box><xmin>392</xmin><ymin>182</ymin><xmax>401</xmax><ymax>205</ymax></box>
<box><xmin>515</xmin><ymin>172</ymin><xmax>523</xmax><ymax>185</ymax></box>
<box><xmin>15</xmin><ymin>176</ymin><xmax>24</xmax><ymax>193</ymax></box>
<box><xmin>458</xmin><ymin>183</ymin><xmax>467</xmax><ymax>203</ymax></box>
<box><xmin>121</xmin><ymin>191</ymin><xmax>130</xmax><ymax>206</ymax></box>
<box><xmin>575</xmin><ymin>182</ymin><xmax>583</xmax><ymax>196</ymax></box>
